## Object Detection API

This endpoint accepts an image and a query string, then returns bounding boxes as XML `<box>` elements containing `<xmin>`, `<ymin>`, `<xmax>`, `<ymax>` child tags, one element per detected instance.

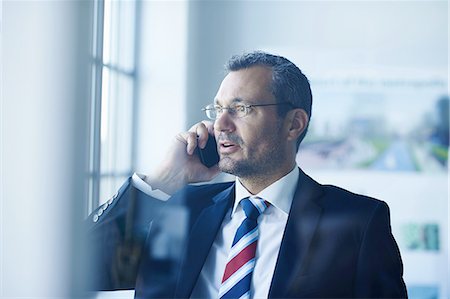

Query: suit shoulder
<box><xmin>319</xmin><ymin>184</ymin><xmax>389</xmax><ymax>216</ymax></box>
<box><xmin>316</xmin><ymin>184</ymin><xmax>392</xmax><ymax>241</ymax></box>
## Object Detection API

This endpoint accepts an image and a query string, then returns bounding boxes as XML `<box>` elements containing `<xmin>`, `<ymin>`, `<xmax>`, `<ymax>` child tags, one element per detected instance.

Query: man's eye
<box><xmin>234</xmin><ymin>105</ymin><xmax>246</xmax><ymax>112</ymax></box>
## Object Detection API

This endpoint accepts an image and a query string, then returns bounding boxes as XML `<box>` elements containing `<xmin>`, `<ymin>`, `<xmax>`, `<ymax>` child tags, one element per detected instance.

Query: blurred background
<box><xmin>1</xmin><ymin>0</ymin><xmax>448</xmax><ymax>298</ymax></box>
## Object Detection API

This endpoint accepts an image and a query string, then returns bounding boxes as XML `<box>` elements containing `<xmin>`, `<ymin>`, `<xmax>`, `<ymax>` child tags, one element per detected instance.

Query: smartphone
<box><xmin>196</xmin><ymin>134</ymin><xmax>220</xmax><ymax>167</ymax></box>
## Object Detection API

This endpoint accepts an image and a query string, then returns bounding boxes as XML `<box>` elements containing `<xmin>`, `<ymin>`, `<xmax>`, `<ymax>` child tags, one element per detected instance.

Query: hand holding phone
<box><xmin>145</xmin><ymin>122</ymin><xmax>219</xmax><ymax>195</ymax></box>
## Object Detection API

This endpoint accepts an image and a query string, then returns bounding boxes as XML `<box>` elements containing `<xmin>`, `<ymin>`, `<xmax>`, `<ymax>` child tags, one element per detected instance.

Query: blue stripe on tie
<box><xmin>232</xmin><ymin>219</ymin><xmax>257</xmax><ymax>245</ymax></box>
<box><xmin>249</xmin><ymin>196</ymin><xmax>266</xmax><ymax>215</ymax></box>
<box><xmin>220</xmin><ymin>271</ymin><xmax>253</xmax><ymax>299</ymax></box>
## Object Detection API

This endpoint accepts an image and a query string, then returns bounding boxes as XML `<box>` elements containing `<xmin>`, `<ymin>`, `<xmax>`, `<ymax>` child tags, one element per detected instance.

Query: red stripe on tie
<box><xmin>221</xmin><ymin>241</ymin><xmax>257</xmax><ymax>283</ymax></box>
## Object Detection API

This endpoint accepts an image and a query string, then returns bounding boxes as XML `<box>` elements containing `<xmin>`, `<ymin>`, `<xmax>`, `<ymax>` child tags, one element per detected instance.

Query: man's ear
<box><xmin>285</xmin><ymin>109</ymin><xmax>309</xmax><ymax>142</ymax></box>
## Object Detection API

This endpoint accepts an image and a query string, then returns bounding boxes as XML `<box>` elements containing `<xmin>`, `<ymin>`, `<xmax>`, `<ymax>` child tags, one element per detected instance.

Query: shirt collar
<box><xmin>233</xmin><ymin>166</ymin><xmax>299</xmax><ymax>217</ymax></box>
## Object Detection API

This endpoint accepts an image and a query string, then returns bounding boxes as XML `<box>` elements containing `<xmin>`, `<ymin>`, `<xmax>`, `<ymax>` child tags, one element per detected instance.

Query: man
<box><xmin>87</xmin><ymin>51</ymin><xmax>407</xmax><ymax>298</ymax></box>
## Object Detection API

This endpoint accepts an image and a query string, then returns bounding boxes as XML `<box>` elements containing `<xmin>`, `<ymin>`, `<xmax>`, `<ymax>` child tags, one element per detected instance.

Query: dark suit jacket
<box><xmin>86</xmin><ymin>168</ymin><xmax>407</xmax><ymax>298</ymax></box>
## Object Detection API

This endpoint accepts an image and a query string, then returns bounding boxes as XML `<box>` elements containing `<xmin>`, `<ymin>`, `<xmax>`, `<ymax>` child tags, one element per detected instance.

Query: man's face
<box><xmin>213</xmin><ymin>66</ymin><xmax>290</xmax><ymax>179</ymax></box>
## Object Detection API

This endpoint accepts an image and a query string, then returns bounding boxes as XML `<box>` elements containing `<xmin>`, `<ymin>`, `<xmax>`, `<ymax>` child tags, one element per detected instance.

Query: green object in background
<box><xmin>401</xmin><ymin>223</ymin><xmax>440</xmax><ymax>251</ymax></box>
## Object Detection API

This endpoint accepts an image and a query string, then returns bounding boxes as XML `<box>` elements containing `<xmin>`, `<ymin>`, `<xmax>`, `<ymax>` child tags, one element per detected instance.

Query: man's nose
<box><xmin>214</xmin><ymin>109</ymin><xmax>235</xmax><ymax>133</ymax></box>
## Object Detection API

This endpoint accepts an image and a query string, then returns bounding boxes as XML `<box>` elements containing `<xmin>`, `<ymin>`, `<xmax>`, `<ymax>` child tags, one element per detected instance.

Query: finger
<box><xmin>196</xmin><ymin>123</ymin><xmax>209</xmax><ymax>149</ymax></box>
<box><xmin>201</xmin><ymin>120</ymin><xmax>215</xmax><ymax>135</ymax></box>
<box><xmin>179</xmin><ymin>132</ymin><xmax>198</xmax><ymax>155</ymax></box>
<box><xmin>188</xmin><ymin>121</ymin><xmax>205</xmax><ymax>133</ymax></box>
<box><xmin>186</xmin><ymin>132</ymin><xmax>199</xmax><ymax>155</ymax></box>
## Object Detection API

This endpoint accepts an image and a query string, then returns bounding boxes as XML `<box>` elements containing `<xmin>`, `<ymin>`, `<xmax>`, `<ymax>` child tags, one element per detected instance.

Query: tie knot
<box><xmin>241</xmin><ymin>197</ymin><xmax>269</xmax><ymax>220</ymax></box>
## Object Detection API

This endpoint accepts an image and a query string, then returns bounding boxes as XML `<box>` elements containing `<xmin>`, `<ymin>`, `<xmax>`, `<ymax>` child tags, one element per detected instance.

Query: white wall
<box><xmin>1</xmin><ymin>1</ymin><xmax>91</xmax><ymax>296</ymax></box>
<box><xmin>135</xmin><ymin>0</ymin><xmax>188</xmax><ymax>174</ymax></box>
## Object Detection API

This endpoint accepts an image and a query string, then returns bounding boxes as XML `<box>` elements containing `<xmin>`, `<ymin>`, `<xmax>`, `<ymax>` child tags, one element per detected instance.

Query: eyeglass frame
<box><xmin>201</xmin><ymin>101</ymin><xmax>295</xmax><ymax>120</ymax></box>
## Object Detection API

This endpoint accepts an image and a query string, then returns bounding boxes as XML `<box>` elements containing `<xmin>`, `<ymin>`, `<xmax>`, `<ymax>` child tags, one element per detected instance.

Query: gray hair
<box><xmin>225</xmin><ymin>51</ymin><xmax>312</xmax><ymax>149</ymax></box>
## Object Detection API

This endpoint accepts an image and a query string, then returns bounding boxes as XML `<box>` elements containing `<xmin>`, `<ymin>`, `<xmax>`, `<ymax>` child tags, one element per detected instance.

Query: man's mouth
<box><xmin>221</xmin><ymin>142</ymin><xmax>235</xmax><ymax>148</ymax></box>
<box><xmin>219</xmin><ymin>140</ymin><xmax>240</xmax><ymax>154</ymax></box>
<box><xmin>217</xmin><ymin>133</ymin><xmax>242</xmax><ymax>154</ymax></box>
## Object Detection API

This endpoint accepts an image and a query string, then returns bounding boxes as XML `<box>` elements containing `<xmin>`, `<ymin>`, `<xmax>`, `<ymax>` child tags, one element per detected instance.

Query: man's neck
<box><xmin>238</xmin><ymin>164</ymin><xmax>296</xmax><ymax>195</ymax></box>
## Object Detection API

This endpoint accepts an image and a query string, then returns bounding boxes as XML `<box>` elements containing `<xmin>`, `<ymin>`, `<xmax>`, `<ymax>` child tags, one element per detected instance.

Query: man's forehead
<box><xmin>214</xmin><ymin>66</ymin><xmax>274</xmax><ymax>105</ymax></box>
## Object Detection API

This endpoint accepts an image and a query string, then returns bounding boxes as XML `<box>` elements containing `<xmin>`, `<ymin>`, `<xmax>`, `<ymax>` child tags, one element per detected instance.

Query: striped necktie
<box><xmin>219</xmin><ymin>196</ymin><xmax>269</xmax><ymax>299</ymax></box>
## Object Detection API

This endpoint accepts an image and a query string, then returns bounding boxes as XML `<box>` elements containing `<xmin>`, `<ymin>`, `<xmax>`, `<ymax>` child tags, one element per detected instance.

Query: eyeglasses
<box><xmin>202</xmin><ymin>102</ymin><xmax>294</xmax><ymax>120</ymax></box>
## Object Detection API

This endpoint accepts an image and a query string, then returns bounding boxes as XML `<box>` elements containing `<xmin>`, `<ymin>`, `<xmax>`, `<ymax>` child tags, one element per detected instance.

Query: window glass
<box><xmin>100</xmin><ymin>70</ymin><xmax>133</xmax><ymax>174</ymax></box>
<box><xmin>88</xmin><ymin>0</ymin><xmax>137</xmax><ymax>213</ymax></box>
<box><xmin>114</xmin><ymin>75</ymin><xmax>133</xmax><ymax>172</ymax></box>
<box><xmin>103</xmin><ymin>0</ymin><xmax>136</xmax><ymax>71</ymax></box>
<box><xmin>117</xmin><ymin>0</ymin><xmax>136</xmax><ymax>71</ymax></box>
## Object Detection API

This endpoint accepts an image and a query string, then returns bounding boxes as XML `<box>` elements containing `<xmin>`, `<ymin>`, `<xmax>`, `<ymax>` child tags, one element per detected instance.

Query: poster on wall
<box><xmin>293</xmin><ymin>67</ymin><xmax>448</xmax><ymax>299</ymax></box>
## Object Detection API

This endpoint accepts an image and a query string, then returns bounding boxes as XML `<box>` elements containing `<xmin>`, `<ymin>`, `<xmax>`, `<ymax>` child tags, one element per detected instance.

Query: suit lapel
<box><xmin>269</xmin><ymin>169</ymin><xmax>324</xmax><ymax>298</ymax></box>
<box><xmin>174</xmin><ymin>184</ymin><xmax>235</xmax><ymax>298</ymax></box>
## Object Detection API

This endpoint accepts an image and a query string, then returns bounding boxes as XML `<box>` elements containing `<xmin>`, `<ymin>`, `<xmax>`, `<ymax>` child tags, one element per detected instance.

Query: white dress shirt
<box><xmin>132</xmin><ymin>167</ymin><xmax>299</xmax><ymax>298</ymax></box>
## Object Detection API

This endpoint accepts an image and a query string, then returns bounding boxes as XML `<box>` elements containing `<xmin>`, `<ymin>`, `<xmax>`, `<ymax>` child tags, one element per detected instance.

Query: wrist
<box><xmin>144</xmin><ymin>166</ymin><xmax>188</xmax><ymax>196</ymax></box>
